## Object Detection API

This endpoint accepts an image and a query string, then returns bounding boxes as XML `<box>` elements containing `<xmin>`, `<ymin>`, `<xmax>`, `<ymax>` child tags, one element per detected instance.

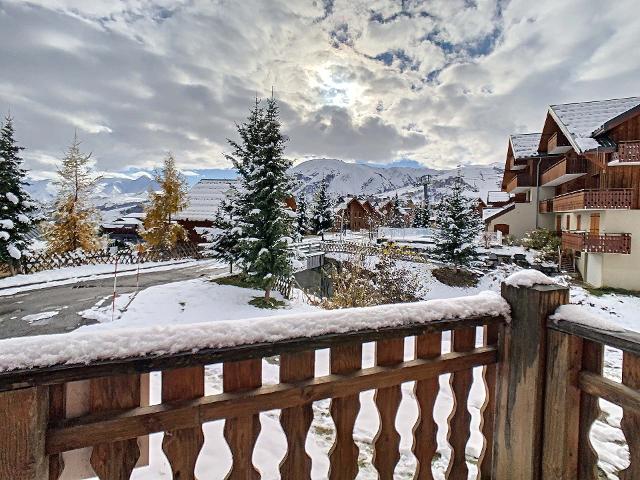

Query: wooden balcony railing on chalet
<box><xmin>539</xmin><ymin>156</ymin><xmax>587</xmax><ymax>186</ymax></box>
<box><xmin>505</xmin><ymin>172</ymin><xmax>532</xmax><ymax>193</ymax></box>
<box><xmin>539</xmin><ymin>198</ymin><xmax>554</xmax><ymax>214</ymax></box>
<box><xmin>562</xmin><ymin>231</ymin><xmax>632</xmax><ymax>254</ymax></box>
<box><xmin>612</xmin><ymin>141</ymin><xmax>640</xmax><ymax>163</ymax></box>
<box><xmin>552</xmin><ymin>188</ymin><xmax>634</xmax><ymax>212</ymax></box>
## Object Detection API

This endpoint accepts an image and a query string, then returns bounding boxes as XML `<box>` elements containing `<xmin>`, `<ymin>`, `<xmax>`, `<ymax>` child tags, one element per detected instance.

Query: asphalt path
<box><xmin>0</xmin><ymin>262</ymin><xmax>228</xmax><ymax>339</ymax></box>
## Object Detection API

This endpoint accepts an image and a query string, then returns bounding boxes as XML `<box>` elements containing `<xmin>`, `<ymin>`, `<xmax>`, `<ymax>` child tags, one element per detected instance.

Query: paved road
<box><xmin>0</xmin><ymin>262</ymin><xmax>228</xmax><ymax>339</ymax></box>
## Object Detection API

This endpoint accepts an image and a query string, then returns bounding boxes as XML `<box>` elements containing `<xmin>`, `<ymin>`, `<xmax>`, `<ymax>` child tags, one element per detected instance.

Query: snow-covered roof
<box><xmin>482</xmin><ymin>203</ymin><xmax>515</xmax><ymax>222</ymax></box>
<box><xmin>486</xmin><ymin>191</ymin><xmax>511</xmax><ymax>204</ymax></box>
<box><xmin>175</xmin><ymin>179</ymin><xmax>238</xmax><ymax>222</ymax></box>
<box><xmin>509</xmin><ymin>133</ymin><xmax>542</xmax><ymax>159</ymax></box>
<box><xmin>549</xmin><ymin>97</ymin><xmax>640</xmax><ymax>153</ymax></box>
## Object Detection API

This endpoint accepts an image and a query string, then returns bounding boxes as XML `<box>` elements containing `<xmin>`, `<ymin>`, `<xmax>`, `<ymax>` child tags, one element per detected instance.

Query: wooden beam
<box><xmin>549</xmin><ymin>318</ymin><xmax>640</xmax><ymax>357</ymax></box>
<box><xmin>47</xmin><ymin>347</ymin><xmax>497</xmax><ymax>454</ymax></box>
<box><xmin>579</xmin><ymin>371</ymin><xmax>640</xmax><ymax>414</ymax></box>
<box><xmin>0</xmin><ymin>315</ymin><xmax>504</xmax><ymax>392</ymax></box>
<box><xmin>492</xmin><ymin>283</ymin><xmax>569</xmax><ymax>480</ymax></box>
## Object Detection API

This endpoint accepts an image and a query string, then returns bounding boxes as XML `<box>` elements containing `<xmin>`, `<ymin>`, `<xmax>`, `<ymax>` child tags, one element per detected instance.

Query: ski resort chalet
<box><xmin>484</xmin><ymin>96</ymin><xmax>640</xmax><ymax>290</ymax></box>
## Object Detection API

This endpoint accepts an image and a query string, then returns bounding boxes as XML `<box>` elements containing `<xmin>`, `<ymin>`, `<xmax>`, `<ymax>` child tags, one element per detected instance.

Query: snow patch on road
<box><xmin>21</xmin><ymin>311</ymin><xmax>59</xmax><ymax>325</ymax></box>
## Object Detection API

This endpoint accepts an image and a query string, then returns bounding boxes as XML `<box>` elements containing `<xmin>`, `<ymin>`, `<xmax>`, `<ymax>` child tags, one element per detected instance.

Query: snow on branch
<box><xmin>504</xmin><ymin>269</ymin><xmax>559</xmax><ymax>288</ymax></box>
<box><xmin>0</xmin><ymin>291</ymin><xmax>509</xmax><ymax>372</ymax></box>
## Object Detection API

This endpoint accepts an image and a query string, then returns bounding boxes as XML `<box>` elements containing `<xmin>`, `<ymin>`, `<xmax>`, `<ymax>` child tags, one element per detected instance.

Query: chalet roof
<box><xmin>548</xmin><ymin>96</ymin><xmax>640</xmax><ymax>153</ymax></box>
<box><xmin>483</xmin><ymin>203</ymin><xmax>515</xmax><ymax>222</ymax></box>
<box><xmin>487</xmin><ymin>191</ymin><xmax>511</xmax><ymax>204</ymax></box>
<box><xmin>509</xmin><ymin>133</ymin><xmax>542</xmax><ymax>159</ymax></box>
<box><xmin>175</xmin><ymin>179</ymin><xmax>238</xmax><ymax>222</ymax></box>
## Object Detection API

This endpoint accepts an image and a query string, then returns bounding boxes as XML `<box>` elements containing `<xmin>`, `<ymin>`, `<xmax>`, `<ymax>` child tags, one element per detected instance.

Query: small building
<box><xmin>100</xmin><ymin>213</ymin><xmax>146</xmax><ymax>244</ymax></box>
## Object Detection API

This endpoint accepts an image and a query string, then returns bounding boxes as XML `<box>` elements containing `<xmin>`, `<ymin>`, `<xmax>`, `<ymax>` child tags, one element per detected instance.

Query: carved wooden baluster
<box><xmin>279</xmin><ymin>351</ymin><xmax>315</xmax><ymax>479</ymax></box>
<box><xmin>413</xmin><ymin>332</ymin><xmax>442</xmax><ymax>480</ymax></box>
<box><xmin>90</xmin><ymin>374</ymin><xmax>141</xmax><ymax>480</ymax></box>
<box><xmin>49</xmin><ymin>383</ymin><xmax>66</xmax><ymax>480</ymax></box>
<box><xmin>328</xmin><ymin>343</ymin><xmax>362</xmax><ymax>480</ymax></box>
<box><xmin>478</xmin><ymin>324</ymin><xmax>498</xmax><ymax>479</ymax></box>
<box><xmin>446</xmin><ymin>328</ymin><xmax>475</xmax><ymax>479</ymax></box>
<box><xmin>223</xmin><ymin>359</ymin><xmax>262</xmax><ymax>480</ymax></box>
<box><xmin>577</xmin><ymin>340</ymin><xmax>603</xmax><ymax>479</ymax></box>
<box><xmin>162</xmin><ymin>366</ymin><xmax>205</xmax><ymax>480</ymax></box>
<box><xmin>373</xmin><ymin>338</ymin><xmax>404</xmax><ymax>479</ymax></box>
<box><xmin>620</xmin><ymin>352</ymin><xmax>640</xmax><ymax>480</ymax></box>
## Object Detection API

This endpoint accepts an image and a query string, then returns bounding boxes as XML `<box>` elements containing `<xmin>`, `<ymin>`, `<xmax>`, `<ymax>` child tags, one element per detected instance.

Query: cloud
<box><xmin>0</xmin><ymin>0</ymin><xmax>638</xmax><ymax>177</ymax></box>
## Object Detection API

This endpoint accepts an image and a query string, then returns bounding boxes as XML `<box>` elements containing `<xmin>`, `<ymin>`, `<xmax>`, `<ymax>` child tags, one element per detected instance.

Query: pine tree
<box><xmin>412</xmin><ymin>202</ymin><xmax>430</xmax><ymax>228</ymax></box>
<box><xmin>47</xmin><ymin>133</ymin><xmax>100</xmax><ymax>254</ymax></box>
<box><xmin>296</xmin><ymin>196</ymin><xmax>309</xmax><ymax>239</ymax></box>
<box><xmin>0</xmin><ymin>115</ymin><xmax>37</xmax><ymax>272</ymax></box>
<box><xmin>227</xmin><ymin>97</ymin><xmax>294</xmax><ymax>300</ymax></box>
<box><xmin>433</xmin><ymin>172</ymin><xmax>483</xmax><ymax>268</ymax></box>
<box><xmin>141</xmin><ymin>153</ymin><xmax>188</xmax><ymax>249</ymax></box>
<box><xmin>389</xmin><ymin>194</ymin><xmax>404</xmax><ymax>227</ymax></box>
<box><xmin>210</xmin><ymin>194</ymin><xmax>243</xmax><ymax>272</ymax></box>
<box><xmin>311</xmin><ymin>177</ymin><xmax>332</xmax><ymax>239</ymax></box>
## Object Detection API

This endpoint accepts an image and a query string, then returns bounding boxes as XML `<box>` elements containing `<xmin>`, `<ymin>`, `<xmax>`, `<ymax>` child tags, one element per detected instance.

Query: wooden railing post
<box><xmin>492</xmin><ymin>282</ymin><xmax>569</xmax><ymax>480</ymax></box>
<box><xmin>0</xmin><ymin>386</ymin><xmax>49</xmax><ymax>479</ymax></box>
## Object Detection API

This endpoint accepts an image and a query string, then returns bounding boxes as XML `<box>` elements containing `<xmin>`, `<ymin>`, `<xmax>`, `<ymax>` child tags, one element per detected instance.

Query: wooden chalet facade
<box><xmin>335</xmin><ymin>197</ymin><xmax>381</xmax><ymax>231</ymax></box>
<box><xmin>487</xmin><ymin>96</ymin><xmax>640</xmax><ymax>290</ymax></box>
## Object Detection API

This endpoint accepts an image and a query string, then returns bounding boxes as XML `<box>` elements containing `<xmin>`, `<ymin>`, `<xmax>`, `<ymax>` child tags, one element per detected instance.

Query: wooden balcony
<box><xmin>562</xmin><ymin>231</ymin><xmax>632</xmax><ymax>254</ymax></box>
<box><xmin>612</xmin><ymin>141</ymin><xmax>640</xmax><ymax>163</ymax></box>
<box><xmin>2</xmin><ymin>283</ymin><xmax>640</xmax><ymax>479</ymax></box>
<box><xmin>539</xmin><ymin>156</ymin><xmax>587</xmax><ymax>186</ymax></box>
<box><xmin>505</xmin><ymin>172</ymin><xmax>532</xmax><ymax>194</ymax></box>
<box><xmin>539</xmin><ymin>198</ymin><xmax>554</xmax><ymax>214</ymax></box>
<box><xmin>552</xmin><ymin>188</ymin><xmax>634</xmax><ymax>212</ymax></box>
<box><xmin>546</xmin><ymin>132</ymin><xmax>572</xmax><ymax>155</ymax></box>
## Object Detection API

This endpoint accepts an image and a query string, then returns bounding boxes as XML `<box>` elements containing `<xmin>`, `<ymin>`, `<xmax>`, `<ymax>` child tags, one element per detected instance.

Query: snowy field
<box><xmin>64</xmin><ymin>261</ymin><xmax>639</xmax><ymax>480</ymax></box>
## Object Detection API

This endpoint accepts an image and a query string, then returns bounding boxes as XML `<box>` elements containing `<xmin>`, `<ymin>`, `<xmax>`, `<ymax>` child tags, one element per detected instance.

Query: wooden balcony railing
<box><xmin>562</xmin><ymin>231</ymin><xmax>632</xmax><ymax>254</ymax></box>
<box><xmin>505</xmin><ymin>172</ymin><xmax>531</xmax><ymax>193</ymax></box>
<box><xmin>612</xmin><ymin>141</ymin><xmax>640</xmax><ymax>163</ymax></box>
<box><xmin>540</xmin><ymin>156</ymin><xmax>587</xmax><ymax>186</ymax></box>
<box><xmin>2</xmin><ymin>281</ymin><xmax>640</xmax><ymax>480</ymax></box>
<box><xmin>552</xmin><ymin>189</ymin><xmax>634</xmax><ymax>211</ymax></box>
<box><xmin>539</xmin><ymin>198</ymin><xmax>554</xmax><ymax>214</ymax></box>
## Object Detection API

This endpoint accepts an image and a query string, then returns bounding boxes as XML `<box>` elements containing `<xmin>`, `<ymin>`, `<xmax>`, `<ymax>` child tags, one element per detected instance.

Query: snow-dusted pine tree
<box><xmin>0</xmin><ymin>115</ymin><xmax>37</xmax><ymax>272</ymax></box>
<box><xmin>227</xmin><ymin>97</ymin><xmax>294</xmax><ymax>300</ymax></box>
<box><xmin>141</xmin><ymin>153</ymin><xmax>188</xmax><ymax>249</ymax></box>
<box><xmin>311</xmin><ymin>177</ymin><xmax>332</xmax><ymax>239</ymax></box>
<box><xmin>210</xmin><ymin>195</ymin><xmax>243</xmax><ymax>273</ymax></box>
<box><xmin>389</xmin><ymin>194</ymin><xmax>404</xmax><ymax>227</ymax></box>
<box><xmin>433</xmin><ymin>172</ymin><xmax>483</xmax><ymax>268</ymax></box>
<box><xmin>295</xmin><ymin>196</ymin><xmax>309</xmax><ymax>239</ymax></box>
<box><xmin>412</xmin><ymin>202</ymin><xmax>430</xmax><ymax>228</ymax></box>
<box><xmin>47</xmin><ymin>133</ymin><xmax>100</xmax><ymax>254</ymax></box>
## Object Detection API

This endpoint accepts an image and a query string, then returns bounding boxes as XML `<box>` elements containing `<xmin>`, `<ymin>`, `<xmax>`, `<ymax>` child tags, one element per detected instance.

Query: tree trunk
<box><xmin>265</xmin><ymin>286</ymin><xmax>271</xmax><ymax>300</ymax></box>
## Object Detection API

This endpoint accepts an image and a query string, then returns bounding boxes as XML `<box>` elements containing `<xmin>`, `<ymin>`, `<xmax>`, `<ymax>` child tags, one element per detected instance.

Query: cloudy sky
<box><xmin>1</xmin><ymin>0</ymin><xmax>639</xmax><ymax>178</ymax></box>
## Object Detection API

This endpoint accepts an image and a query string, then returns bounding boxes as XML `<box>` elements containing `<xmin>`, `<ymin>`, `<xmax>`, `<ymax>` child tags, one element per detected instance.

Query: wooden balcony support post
<box><xmin>492</xmin><ymin>282</ymin><xmax>569</xmax><ymax>480</ymax></box>
<box><xmin>0</xmin><ymin>386</ymin><xmax>49</xmax><ymax>480</ymax></box>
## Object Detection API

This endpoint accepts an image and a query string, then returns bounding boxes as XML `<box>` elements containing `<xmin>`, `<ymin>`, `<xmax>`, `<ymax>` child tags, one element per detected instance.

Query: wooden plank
<box><xmin>478</xmin><ymin>323</ymin><xmax>498</xmax><ymax>479</ymax></box>
<box><xmin>446</xmin><ymin>327</ymin><xmax>475</xmax><ymax>479</ymax></box>
<box><xmin>47</xmin><ymin>347</ymin><xmax>497</xmax><ymax>454</ymax></box>
<box><xmin>89</xmin><ymin>374</ymin><xmax>141</xmax><ymax>480</ymax></box>
<box><xmin>0</xmin><ymin>386</ymin><xmax>49</xmax><ymax>480</ymax></box>
<box><xmin>223</xmin><ymin>359</ymin><xmax>262</xmax><ymax>480</ymax></box>
<box><xmin>549</xmin><ymin>318</ymin><xmax>640</xmax><ymax>357</ymax></box>
<box><xmin>161</xmin><ymin>366</ymin><xmax>205</xmax><ymax>480</ymax></box>
<box><xmin>541</xmin><ymin>330</ymin><xmax>583</xmax><ymax>479</ymax></box>
<box><xmin>577</xmin><ymin>341</ymin><xmax>603</xmax><ymax>480</ymax></box>
<box><xmin>0</xmin><ymin>315</ymin><xmax>505</xmax><ymax>392</ymax></box>
<box><xmin>279</xmin><ymin>351</ymin><xmax>315</xmax><ymax>479</ymax></box>
<box><xmin>372</xmin><ymin>338</ymin><xmax>404</xmax><ymax>479</ymax></box>
<box><xmin>48</xmin><ymin>384</ymin><xmax>66</xmax><ymax>480</ymax></box>
<box><xmin>493</xmin><ymin>283</ymin><xmax>569</xmax><ymax>480</ymax></box>
<box><xmin>412</xmin><ymin>332</ymin><xmax>442</xmax><ymax>480</ymax></box>
<box><xmin>620</xmin><ymin>352</ymin><xmax>640</xmax><ymax>480</ymax></box>
<box><xmin>329</xmin><ymin>343</ymin><xmax>362</xmax><ymax>480</ymax></box>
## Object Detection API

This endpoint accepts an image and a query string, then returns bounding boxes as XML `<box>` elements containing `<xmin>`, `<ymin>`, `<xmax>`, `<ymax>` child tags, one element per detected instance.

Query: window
<box><xmin>576</xmin><ymin>214</ymin><xmax>581</xmax><ymax>231</ymax></box>
<box><xmin>566</xmin><ymin>215</ymin><xmax>570</xmax><ymax>231</ymax></box>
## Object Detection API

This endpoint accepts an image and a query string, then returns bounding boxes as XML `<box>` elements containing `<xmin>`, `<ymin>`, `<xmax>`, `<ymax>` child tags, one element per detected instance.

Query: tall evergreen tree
<box><xmin>412</xmin><ymin>202</ymin><xmax>430</xmax><ymax>228</ymax></box>
<box><xmin>389</xmin><ymin>193</ymin><xmax>404</xmax><ymax>227</ymax></box>
<box><xmin>0</xmin><ymin>115</ymin><xmax>37</xmax><ymax>271</ymax></box>
<box><xmin>227</xmin><ymin>97</ymin><xmax>294</xmax><ymax>300</ymax></box>
<box><xmin>47</xmin><ymin>133</ymin><xmax>100</xmax><ymax>254</ymax></box>
<box><xmin>433</xmin><ymin>172</ymin><xmax>483</xmax><ymax>268</ymax></box>
<box><xmin>210</xmin><ymin>194</ymin><xmax>243</xmax><ymax>272</ymax></box>
<box><xmin>311</xmin><ymin>177</ymin><xmax>332</xmax><ymax>239</ymax></box>
<box><xmin>141</xmin><ymin>153</ymin><xmax>188</xmax><ymax>249</ymax></box>
<box><xmin>296</xmin><ymin>196</ymin><xmax>309</xmax><ymax>239</ymax></box>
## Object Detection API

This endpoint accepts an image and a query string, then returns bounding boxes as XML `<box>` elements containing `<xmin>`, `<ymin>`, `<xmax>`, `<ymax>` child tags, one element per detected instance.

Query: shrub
<box><xmin>521</xmin><ymin>228</ymin><xmax>561</xmax><ymax>260</ymax></box>
<box><xmin>432</xmin><ymin>266</ymin><xmax>479</xmax><ymax>287</ymax></box>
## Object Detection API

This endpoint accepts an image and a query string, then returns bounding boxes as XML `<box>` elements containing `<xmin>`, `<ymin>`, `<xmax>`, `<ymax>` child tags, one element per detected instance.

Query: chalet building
<box><xmin>335</xmin><ymin>197</ymin><xmax>381</xmax><ymax>231</ymax></box>
<box><xmin>488</xmin><ymin>96</ymin><xmax>640</xmax><ymax>290</ymax></box>
<box><xmin>100</xmin><ymin>212</ymin><xmax>145</xmax><ymax>244</ymax></box>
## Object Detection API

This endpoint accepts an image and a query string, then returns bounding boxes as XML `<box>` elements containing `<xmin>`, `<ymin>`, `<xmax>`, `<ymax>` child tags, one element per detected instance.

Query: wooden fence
<box><xmin>0</xmin><ymin>282</ymin><xmax>638</xmax><ymax>479</ymax></box>
<box><xmin>18</xmin><ymin>243</ymin><xmax>201</xmax><ymax>274</ymax></box>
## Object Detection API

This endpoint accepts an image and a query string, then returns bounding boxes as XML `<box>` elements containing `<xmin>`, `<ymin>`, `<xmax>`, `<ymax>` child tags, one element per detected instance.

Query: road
<box><xmin>0</xmin><ymin>262</ymin><xmax>228</xmax><ymax>339</ymax></box>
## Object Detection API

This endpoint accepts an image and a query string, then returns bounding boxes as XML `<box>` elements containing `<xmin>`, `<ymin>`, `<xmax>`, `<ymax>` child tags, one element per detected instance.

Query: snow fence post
<box><xmin>492</xmin><ymin>281</ymin><xmax>569</xmax><ymax>480</ymax></box>
<box><xmin>0</xmin><ymin>386</ymin><xmax>49</xmax><ymax>479</ymax></box>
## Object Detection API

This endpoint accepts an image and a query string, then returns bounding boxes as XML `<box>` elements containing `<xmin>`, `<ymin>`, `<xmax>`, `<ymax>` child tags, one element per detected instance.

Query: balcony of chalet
<box><xmin>539</xmin><ymin>188</ymin><xmax>635</xmax><ymax>213</ymax></box>
<box><xmin>546</xmin><ymin>132</ymin><xmax>572</xmax><ymax>155</ymax></box>
<box><xmin>505</xmin><ymin>172</ymin><xmax>532</xmax><ymax>194</ymax></box>
<box><xmin>562</xmin><ymin>231</ymin><xmax>632</xmax><ymax>254</ymax></box>
<box><xmin>2</xmin><ymin>280</ymin><xmax>640</xmax><ymax>480</ymax></box>
<box><xmin>612</xmin><ymin>141</ymin><xmax>640</xmax><ymax>163</ymax></box>
<box><xmin>539</xmin><ymin>156</ymin><xmax>587</xmax><ymax>187</ymax></box>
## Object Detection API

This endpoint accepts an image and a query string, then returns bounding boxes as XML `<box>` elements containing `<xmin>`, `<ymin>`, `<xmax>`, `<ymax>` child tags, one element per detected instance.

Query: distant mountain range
<box><xmin>25</xmin><ymin>158</ymin><xmax>503</xmax><ymax>220</ymax></box>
